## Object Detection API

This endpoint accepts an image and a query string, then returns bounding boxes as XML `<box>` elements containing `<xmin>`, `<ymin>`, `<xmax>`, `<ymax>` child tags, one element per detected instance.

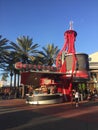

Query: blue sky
<box><xmin>0</xmin><ymin>0</ymin><xmax>98</xmax><ymax>55</ymax></box>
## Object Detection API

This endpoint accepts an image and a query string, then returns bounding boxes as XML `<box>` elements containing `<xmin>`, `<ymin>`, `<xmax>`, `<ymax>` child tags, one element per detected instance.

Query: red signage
<box><xmin>15</xmin><ymin>62</ymin><xmax>23</xmax><ymax>69</ymax></box>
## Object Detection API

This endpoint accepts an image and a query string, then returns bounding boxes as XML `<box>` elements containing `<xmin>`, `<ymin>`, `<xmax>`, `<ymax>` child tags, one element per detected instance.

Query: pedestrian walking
<box><xmin>75</xmin><ymin>90</ymin><xmax>79</xmax><ymax>108</ymax></box>
<box><xmin>71</xmin><ymin>89</ymin><xmax>75</xmax><ymax>105</ymax></box>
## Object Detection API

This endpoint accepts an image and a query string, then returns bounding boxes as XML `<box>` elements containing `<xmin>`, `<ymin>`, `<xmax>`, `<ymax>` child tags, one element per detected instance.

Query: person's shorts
<box><xmin>75</xmin><ymin>98</ymin><xmax>78</xmax><ymax>103</ymax></box>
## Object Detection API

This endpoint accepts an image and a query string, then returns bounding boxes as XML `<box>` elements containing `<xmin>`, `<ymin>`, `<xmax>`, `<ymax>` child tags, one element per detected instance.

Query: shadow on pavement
<box><xmin>0</xmin><ymin>99</ymin><xmax>98</xmax><ymax>130</ymax></box>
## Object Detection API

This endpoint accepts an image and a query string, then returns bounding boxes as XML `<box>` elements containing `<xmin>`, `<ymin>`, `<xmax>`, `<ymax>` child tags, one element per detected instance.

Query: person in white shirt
<box><xmin>75</xmin><ymin>90</ymin><xmax>79</xmax><ymax>107</ymax></box>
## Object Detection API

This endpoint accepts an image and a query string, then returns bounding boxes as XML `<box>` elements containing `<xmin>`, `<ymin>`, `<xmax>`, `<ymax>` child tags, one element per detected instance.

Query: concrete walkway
<box><xmin>0</xmin><ymin>99</ymin><xmax>98</xmax><ymax>130</ymax></box>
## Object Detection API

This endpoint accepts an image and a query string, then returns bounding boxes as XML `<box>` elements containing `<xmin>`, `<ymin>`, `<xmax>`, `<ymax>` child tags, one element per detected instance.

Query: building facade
<box><xmin>88</xmin><ymin>52</ymin><xmax>98</xmax><ymax>92</ymax></box>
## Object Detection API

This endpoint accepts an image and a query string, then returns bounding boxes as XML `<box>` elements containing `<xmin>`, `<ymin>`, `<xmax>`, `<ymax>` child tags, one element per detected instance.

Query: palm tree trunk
<box><xmin>10</xmin><ymin>71</ymin><xmax>13</xmax><ymax>87</ymax></box>
<box><xmin>14</xmin><ymin>72</ymin><xmax>16</xmax><ymax>87</ymax></box>
<box><xmin>17</xmin><ymin>72</ymin><xmax>20</xmax><ymax>87</ymax></box>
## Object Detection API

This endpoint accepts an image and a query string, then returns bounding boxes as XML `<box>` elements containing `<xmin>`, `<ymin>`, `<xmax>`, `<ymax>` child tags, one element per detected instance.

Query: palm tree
<box><xmin>0</xmin><ymin>35</ymin><xmax>9</xmax><ymax>69</ymax></box>
<box><xmin>0</xmin><ymin>35</ymin><xmax>11</xmax><ymax>84</ymax></box>
<box><xmin>10</xmin><ymin>36</ymin><xmax>40</xmax><ymax>87</ymax></box>
<box><xmin>5</xmin><ymin>51</ymin><xmax>20</xmax><ymax>87</ymax></box>
<box><xmin>41</xmin><ymin>43</ymin><xmax>60</xmax><ymax>66</ymax></box>
<box><xmin>10</xmin><ymin>36</ymin><xmax>40</xmax><ymax>64</ymax></box>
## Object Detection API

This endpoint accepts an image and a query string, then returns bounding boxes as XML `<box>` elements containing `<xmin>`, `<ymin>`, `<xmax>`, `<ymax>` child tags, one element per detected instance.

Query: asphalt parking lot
<box><xmin>0</xmin><ymin>99</ymin><xmax>98</xmax><ymax>130</ymax></box>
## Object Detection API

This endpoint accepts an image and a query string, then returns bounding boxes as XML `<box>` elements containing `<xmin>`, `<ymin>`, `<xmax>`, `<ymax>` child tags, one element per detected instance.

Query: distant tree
<box><xmin>1</xmin><ymin>73</ymin><xmax>8</xmax><ymax>81</ymax></box>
